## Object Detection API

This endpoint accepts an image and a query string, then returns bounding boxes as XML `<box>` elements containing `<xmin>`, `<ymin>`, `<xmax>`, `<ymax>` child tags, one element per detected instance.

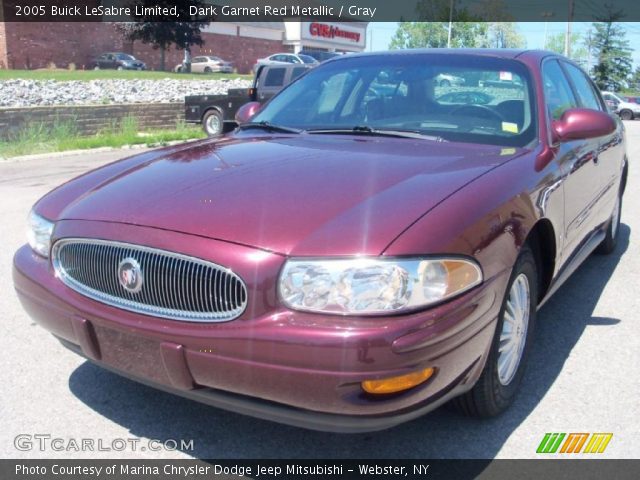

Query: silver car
<box><xmin>176</xmin><ymin>56</ymin><xmax>233</xmax><ymax>74</ymax></box>
<box><xmin>253</xmin><ymin>53</ymin><xmax>318</xmax><ymax>73</ymax></box>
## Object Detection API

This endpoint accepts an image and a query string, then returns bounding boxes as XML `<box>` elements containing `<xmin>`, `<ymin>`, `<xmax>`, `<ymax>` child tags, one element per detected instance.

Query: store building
<box><xmin>283</xmin><ymin>21</ymin><xmax>367</xmax><ymax>53</ymax></box>
<box><xmin>0</xmin><ymin>20</ymin><xmax>367</xmax><ymax>74</ymax></box>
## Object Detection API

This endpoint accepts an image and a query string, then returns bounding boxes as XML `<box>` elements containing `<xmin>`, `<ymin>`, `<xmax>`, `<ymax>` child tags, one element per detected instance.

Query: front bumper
<box><xmin>13</xmin><ymin>222</ymin><xmax>508</xmax><ymax>432</ymax></box>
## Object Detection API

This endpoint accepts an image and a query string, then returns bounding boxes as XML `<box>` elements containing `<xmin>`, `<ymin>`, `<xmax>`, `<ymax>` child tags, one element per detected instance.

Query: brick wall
<box><xmin>0</xmin><ymin>103</ymin><xmax>185</xmax><ymax>140</ymax></box>
<box><xmin>1</xmin><ymin>22</ymin><xmax>290</xmax><ymax>74</ymax></box>
<box><xmin>3</xmin><ymin>22</ymin><xmax>127</xmax><ymax>70</ymax></box>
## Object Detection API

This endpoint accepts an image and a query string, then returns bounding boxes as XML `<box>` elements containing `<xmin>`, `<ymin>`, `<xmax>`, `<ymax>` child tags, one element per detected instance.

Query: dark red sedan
<box><xmin>13</xmin><ymin>50</ymin><xmax>626</xmax><ymax>432</ymax></box>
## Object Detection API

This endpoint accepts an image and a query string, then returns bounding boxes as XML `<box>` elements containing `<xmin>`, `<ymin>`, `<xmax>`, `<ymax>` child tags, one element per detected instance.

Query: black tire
<box><xmin>204</xmin><ymin>67</ymin><xmax>212</xmax><ymax>74</ymax></box>
<box><xmin>202</xmin><ymin>110</ymin><xmax>223</xmax><ymax>136</ymax></box>
<box><xmin>595</xmin><ymin>189</ymin><xmax>622</xmax><ymax>255</ymax></box>
<box><xmin>619</xmin><ymin>109</ymin><xmax>634</xmax><ymax>121</ymax></box>
<box><xmin>452</xmin><ymin>246</ymin><xmax>537</xmax><ymax>417</ymax></box>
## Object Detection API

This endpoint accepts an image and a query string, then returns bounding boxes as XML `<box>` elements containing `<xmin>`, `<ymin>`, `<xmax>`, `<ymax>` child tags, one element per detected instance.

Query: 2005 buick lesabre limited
<box><xmin>14</xmin><ymin>50</ymin><xmax>627</xmax><ymax>432</ymax></box>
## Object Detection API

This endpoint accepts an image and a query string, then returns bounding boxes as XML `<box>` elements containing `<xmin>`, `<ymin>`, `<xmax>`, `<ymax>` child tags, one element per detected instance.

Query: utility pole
<box><xmin>586</xmin><ymin>28</ymin><xmax>593</xmax><ymax>74</ymax></box>
<box><xmin>564</xmin><ymin>0</ymin><xmax>574</xmax><ymax>57</ymax></box>
<box><xmin>541</xmin><ymin>11</ymin><xmax>553</xmax><ymax>49</ymax></box>
<box><xmin>447</xmin><ymin>0</ymin><xmax>454</xmax><ymax>48</ymax></box>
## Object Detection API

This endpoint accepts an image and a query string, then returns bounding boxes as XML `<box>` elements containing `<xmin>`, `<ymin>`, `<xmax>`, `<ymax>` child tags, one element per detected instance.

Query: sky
<box><xmin>365</xmin><ymin>22</ymin><xmax>640</xmax><ymax>68</ymax></box>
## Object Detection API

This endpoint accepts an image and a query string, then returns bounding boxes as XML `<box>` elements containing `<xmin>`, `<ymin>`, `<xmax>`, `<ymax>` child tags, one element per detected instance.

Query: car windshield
<box><xmin>252</xmin><ymin>54</ymin><xmax>536</xmax><ymax>147</ymax></box>
<box><xmin>116</xmin><ymin>54</ymin><xmax>135</xmax><ymax>61</ymax></box>
<box><xmin>298</xmin><ymin>54</ymin><xmax>318</xmax><ymax>64</ymax></box>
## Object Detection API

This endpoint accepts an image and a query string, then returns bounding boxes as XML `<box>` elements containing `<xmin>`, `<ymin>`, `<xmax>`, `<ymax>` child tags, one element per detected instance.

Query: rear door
<box><xmin>542</xmin><ymin>59</ymin><xmax>602</xmax><ymax>258</ymax></box>
<box><xmin>561</xmin><ymin>61</ymin><xmax>624</xmax><ymax>229</ymax></box>
<box><xmin>191</xmin><ymin>57</ymin><xmax>205</xmax><ymax>73</ymax></box>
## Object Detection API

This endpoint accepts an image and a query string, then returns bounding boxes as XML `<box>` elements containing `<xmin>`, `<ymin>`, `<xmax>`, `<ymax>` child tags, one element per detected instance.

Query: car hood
<box><xmin>53</xmin><ymin>134</ymin><xmax>524</xmax><ymax>256</ymax></box>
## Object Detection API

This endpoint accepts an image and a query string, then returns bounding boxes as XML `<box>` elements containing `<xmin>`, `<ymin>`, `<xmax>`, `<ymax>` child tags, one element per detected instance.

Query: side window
<box><xmin>563</xmin><ymin>63</ymin><xmax>602</xmax><ymax>111</ymax></box>
<box><xmin>542</xmin><ymin>60</ymin><xmax>577</xmax><ymax>120</ymax></box>
<box><xmin>290</xmin><ymin>67</ymin><xmax>308</xmax><ymax>81</ymax></box>
<box><xmin>264</xmin><ymin>68</ymin><xmax>286</xmax><ymax>87</ymax></box>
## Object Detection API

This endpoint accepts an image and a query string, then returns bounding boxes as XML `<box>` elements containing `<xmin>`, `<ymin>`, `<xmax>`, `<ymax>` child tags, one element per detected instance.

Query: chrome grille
<box><xmin>52</xmin><ymin>239</ymin><xmax>247</xmax><ymax>322</ymax></box>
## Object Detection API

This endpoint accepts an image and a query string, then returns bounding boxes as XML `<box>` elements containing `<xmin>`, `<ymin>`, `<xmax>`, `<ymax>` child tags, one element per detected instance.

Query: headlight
<box><xmin>27</xmin><ymin>210</ymin><xmax>54</xmax><ymax>258</ymax></box>
<box><xmin>279</xmin><ymin>257</ymin><xmax>482</xmax><ymax>315</ymax></box>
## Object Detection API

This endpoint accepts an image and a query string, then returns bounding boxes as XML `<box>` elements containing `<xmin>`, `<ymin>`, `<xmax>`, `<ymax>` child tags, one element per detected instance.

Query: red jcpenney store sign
<box><xmin>309</xmin><ymin>23</ymin><xmax>361</xmax><ymax>43</ymax></box>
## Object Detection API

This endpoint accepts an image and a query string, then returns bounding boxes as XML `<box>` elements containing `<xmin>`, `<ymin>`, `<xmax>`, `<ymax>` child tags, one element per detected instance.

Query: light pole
<box><xmin>541</xmin><ymin>11</ymin><xmax>553</xmax><ymax>49</ymax></box>
<box><xmin>565</xmin><ymin>0</ymin><xmax>575</xmax><ymax>57</ymax></box>
<box><xmin>447</xmin><ymin>0</ymin><xmax>455</xmax><ymax>48</ymax></box>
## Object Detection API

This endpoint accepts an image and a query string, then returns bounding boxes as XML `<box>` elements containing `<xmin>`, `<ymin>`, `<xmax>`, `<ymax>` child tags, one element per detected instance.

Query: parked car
<box><xmin>623</xmin><ymin>96</ymin><xmax>640</xmax><ymax>104</ymax></box>
<box><xmin>299</xmin><ymin>50</ymin><xmax>343</xmax><ymax>62</ymax></box>
<box><xmin>435</xmin><ymin>73</ymin><xmax>465</xmax><ymax>87</ymax></box>
<box><xmin>185</xmin><ymin>63</ymin><xmax>312</xmax><ymax>136</ymax></box>
<box><xmin>175</xmin><ymin>56</ymin><xmax>233</xmax><ymax>74</ymax></box>
<box><xmin>14</xmin><ymin>49</ymin><xmax>626</xmax><ymax>432</ymax></box>
<box><xmin>92</xmin><ymin>53</ymin><xmax>146</xmax><ymax>71</ymax></box>
<box><xmin>601</xmin><ymin>91</ymin><xmax>640</xmax><ymax>120</ymax></box>
<box><xmin>253</xmin><ymin>53</ymin><xmax>318</xmax><ymax>73</ymax></box>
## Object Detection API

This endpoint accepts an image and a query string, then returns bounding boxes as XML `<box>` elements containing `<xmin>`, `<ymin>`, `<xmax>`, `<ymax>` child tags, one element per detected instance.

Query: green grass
<box><xmin>0</xmin><ymin>116</ymin><xmax>207</xmax><ymax>158</ymax></box>
<box><xmin>0</xmin><ymin>69</ymin><xmax>252</xmax><ymax>82</ymax></box>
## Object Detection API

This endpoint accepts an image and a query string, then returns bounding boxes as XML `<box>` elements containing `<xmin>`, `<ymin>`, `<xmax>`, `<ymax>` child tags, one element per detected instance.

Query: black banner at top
<box><xmin>2</xmin><ymin>0</ymin><xmax>640</xmax><ymax>22</ymax></box>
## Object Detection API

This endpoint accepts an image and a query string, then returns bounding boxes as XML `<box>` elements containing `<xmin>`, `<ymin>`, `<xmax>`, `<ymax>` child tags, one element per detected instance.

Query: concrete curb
<box><xmin>0</xmin><ymin>139</ymin><xmax>197</xmax><ymax>163</ymax></box>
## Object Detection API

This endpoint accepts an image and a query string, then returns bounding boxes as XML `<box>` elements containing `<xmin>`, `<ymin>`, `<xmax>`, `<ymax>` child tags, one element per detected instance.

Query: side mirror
<box><xmin>235</xmin><ymin>101</ymin><xmax>261</xmax><ymax>124</ymax></box>
<box><xmin>552</xmin><ymin>108</ymin><xmax>616</xmax><ymax>143</ymax></box>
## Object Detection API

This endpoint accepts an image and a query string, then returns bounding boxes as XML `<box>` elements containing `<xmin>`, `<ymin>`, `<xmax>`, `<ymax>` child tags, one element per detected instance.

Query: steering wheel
<box><xmin>448</xmin><ymin>104</ymin><xmax>505</xmax><ymax>123</ymax></box>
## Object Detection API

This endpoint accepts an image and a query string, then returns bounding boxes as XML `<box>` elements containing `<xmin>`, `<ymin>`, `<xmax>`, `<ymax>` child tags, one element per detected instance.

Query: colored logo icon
<box><xmin>537</xmin><ymin>433</ymin><xmax>613</xmax><ymax>454</ymax></box>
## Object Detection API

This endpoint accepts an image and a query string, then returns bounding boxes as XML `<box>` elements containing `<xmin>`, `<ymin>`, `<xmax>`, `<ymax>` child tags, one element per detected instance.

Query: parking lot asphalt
<box><xmin>1</xmin><ymin>124</ymin><xmax>639</xmax><ymax>461</ymax></box>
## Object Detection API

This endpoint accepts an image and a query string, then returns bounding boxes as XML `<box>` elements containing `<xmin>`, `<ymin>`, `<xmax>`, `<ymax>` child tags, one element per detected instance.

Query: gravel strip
<box><xmin>0</xmin><ymin>78</ymin><xmax>252</xmax><ymax>107</ymax></box>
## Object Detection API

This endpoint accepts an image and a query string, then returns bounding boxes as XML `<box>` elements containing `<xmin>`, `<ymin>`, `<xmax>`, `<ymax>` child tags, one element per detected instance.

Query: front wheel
<box><xmin>452</xmin><ymin>246</ymin><xmax>537</xmax><ymax>417</ymax></box>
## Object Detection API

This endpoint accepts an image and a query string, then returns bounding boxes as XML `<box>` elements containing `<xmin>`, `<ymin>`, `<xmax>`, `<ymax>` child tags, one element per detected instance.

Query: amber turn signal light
<box><xmin>362</xmin><ymin>367</ymin><xmax>435</xmax><ymax>395</ymax></box>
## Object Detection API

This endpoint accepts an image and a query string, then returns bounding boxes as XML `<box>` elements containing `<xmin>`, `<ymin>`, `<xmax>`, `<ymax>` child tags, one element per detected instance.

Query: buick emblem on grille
<box><xmin>118</xmin><ymin>257</ymin><xmax>143</xmax><ymax>293</ymax></box>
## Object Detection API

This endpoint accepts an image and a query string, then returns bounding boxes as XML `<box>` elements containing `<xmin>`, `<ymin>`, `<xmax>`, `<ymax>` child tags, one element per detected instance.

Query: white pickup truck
<box><xmin>601</xmin><ymin>91</ymin><xmax>640</xmax><ymax>120</ymax></box>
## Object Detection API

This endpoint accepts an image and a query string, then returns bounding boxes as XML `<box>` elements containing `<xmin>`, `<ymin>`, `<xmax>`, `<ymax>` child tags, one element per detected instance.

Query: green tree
<box><xmin>116</xmin><ymin>0</ymin><xmax>209</xmax><ymax>71</ymax></box>
<box><xmin>631</xmin><ymin>66</ymin><xmax>640</xmax><ymax>90</ymax></box>
<box><xmin>545</xmin><ymin>32</ymin><xmax>588</xmax><ymax>64</ymax></box>
<box><xmin>390</xmin><ymin>21</ymin><xmax>524</xmax><ymax>50</ymax></box>
<box><xmin>485</xmin><ymin>23</ymin><xmax>526</xmax><ymax>49</ymax></box>
<box><xmin>591</xmin><ymin>14</ymin><xmax>633</xmax><ymax>91</ymax></box>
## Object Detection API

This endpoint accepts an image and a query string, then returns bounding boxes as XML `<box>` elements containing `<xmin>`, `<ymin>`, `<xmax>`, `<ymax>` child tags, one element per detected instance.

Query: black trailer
<box><xmin>185</xmin><ymin>64</ymin><xmax>313</xmax><ymax>136</ymax></box>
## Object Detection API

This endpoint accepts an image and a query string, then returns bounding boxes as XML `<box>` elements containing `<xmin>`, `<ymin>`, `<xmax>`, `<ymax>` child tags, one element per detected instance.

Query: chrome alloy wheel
<box><xmin>206</xmin><ymin>114</ymin><xmax>221</xmax><ymax>135</ymax></box>
<box><xmin>498</xmin><ymin>273</ymin><xmax>530</xmax><ymax>386</ymax></box>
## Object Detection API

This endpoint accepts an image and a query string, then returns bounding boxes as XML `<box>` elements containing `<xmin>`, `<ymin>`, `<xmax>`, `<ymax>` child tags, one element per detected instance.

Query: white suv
<box><xmin>601</xmin><ymin>91</ymin><xmax>640</xmax><ymax>120</ymax></box>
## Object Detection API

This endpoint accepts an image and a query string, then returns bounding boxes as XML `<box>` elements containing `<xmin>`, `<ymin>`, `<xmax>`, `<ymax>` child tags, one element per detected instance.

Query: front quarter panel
<box><xmin>384</xmin><ymin>148</ymin><xmax>564</xmax><ymax>286</ymax></box>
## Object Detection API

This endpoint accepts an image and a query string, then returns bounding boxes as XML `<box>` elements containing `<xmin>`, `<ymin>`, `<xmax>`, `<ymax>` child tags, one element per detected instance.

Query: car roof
<box><xmin>336</xmin><ymin>48</ymin><xmax>555</xmax><ymax>62</ymax></box>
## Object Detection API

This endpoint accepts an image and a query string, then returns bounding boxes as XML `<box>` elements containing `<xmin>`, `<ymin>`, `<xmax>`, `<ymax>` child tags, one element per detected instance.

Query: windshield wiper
<box><xmin>307</xmin><ymin>126</ymin><xmax>445</xmax><ymax>141</ymax></box>
<box><xmin>237</xmin><ymin>121</ymin><xmax>302</xmax><ymax>134</ymax></box>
